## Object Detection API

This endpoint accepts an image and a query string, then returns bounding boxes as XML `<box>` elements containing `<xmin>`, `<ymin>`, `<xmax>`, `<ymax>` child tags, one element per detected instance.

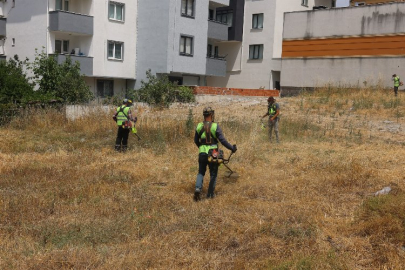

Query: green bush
<box><xmin>132</xmin><ymin>70</ymin><xmax>195</xmax><ymax>107</ymax></box>
<box><xmin>0</xmin><ymin>55</ymin><xmax>34</xmax><ymax>104</ymax></box>
<box><xmin>29</xmin><ymin>49</ymin><xmax>94</xmax><ymax>104</ymax></box>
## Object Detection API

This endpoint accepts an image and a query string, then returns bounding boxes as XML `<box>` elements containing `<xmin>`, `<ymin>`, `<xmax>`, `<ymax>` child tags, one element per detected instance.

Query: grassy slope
<box><xmin>1</xmin><ymin>88</ymin><xmax>405</xmax><ymax>269</ymax></box>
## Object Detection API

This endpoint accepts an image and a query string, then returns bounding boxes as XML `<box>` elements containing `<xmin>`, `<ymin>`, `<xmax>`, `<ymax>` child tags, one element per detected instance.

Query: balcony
<box><xmin>49</xmin><ymin>54</ymin><xmax>93</xmax><ymax>76</ymax></box>
<box><xmin>0</xmin><ymin>18</ymin><xmax>6</xmax><ymax>38</ymax></box>
<box><xmin>49</xmin><ymin>11</ymin><xmax>93</xmax><ymax>35</ymax></box>
<box><xmin>208</xmin><ymin>20</ymin><xmax>228</xmax><ymax>41</ymax></box>
<box><xmin>209</xmin><ymin>0</ymin><xmax>229</xmax><ymax>7</ymax></box>
<box><xmin>206</xmin><ymin>56</ymin><xmax>226</xmax><ymax>77</ymax></box>
<box><xmin>0</xmin><ymin>55</ymin><xmax>5</xmax><ymax>61</ymax></box>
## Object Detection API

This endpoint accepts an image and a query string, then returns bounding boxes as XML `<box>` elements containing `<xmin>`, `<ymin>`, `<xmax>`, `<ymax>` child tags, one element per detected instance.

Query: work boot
<box><xmin>121</xmin><ymin>145</ymin><xmax>128</xmax><ymax>152</ymax></box>
<box><xmin>206</xmin><ymin>193</ymin><xmax>215</xmax><ymax>199</ymax></box>
<box><xmin>115</xmin><ymin>145</ymin><xmax>121</xmax><ymax>152</ymax></box>
<box><xmin>194</xmin><ymin>188</ymin><xmax>201</xmax><ymax>201</ymax></box>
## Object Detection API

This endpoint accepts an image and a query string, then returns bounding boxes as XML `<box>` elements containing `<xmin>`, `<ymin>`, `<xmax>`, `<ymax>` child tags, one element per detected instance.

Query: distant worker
<box><xmin>392</xmin><ymin>74</ymin><xmax>401</xmax><ymax>97</ymax></box>
<box><xmin>194</xmin><ymin>107</ymin><xmax>237</xmax><ymax>201</ymax></box>
<box><xmin>261</xmin><ymin>96</ymin><xmax>280</xmax><ymax>143</ymax></box>
<box><xmin>113</xmin><ymin>99</ymin><xmax>137</xmax><ymax>152</ymax></box>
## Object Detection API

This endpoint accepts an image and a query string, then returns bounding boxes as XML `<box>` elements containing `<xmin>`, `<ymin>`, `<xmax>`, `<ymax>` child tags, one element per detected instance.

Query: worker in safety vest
<box><xmin>113</xmin><ymin>99</ymin><xmax>137</xmax><ymax>152</ymax></box>
<box><xmin>261</xmin><ymin>96</ymin><xmax>280</xmax><ymax>143</ymax></box>
<box><xmin>392</xmin><ymin>74</ymin><xmax>401</xmax><ymax>97</ymax></box>
<box><xmin>193</xmin><ymin>107</ymin><xmax>237</xmax><ymax>201</ymax></box>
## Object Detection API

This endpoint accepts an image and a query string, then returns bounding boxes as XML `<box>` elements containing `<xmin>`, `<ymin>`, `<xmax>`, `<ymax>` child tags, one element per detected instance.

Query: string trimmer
<box><xmin>208</xmin><ymin>149</ymin><xmax>238</xmax><ymax>178</ymax></box>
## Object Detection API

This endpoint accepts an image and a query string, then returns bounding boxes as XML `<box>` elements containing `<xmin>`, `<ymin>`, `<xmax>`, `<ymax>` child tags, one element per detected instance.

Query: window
<box><xmin>214</xmin><ymin>46</ymin><xmax>219</xmax><ymax>58</ymax></box>
<box><xmin>56</xmin><ymin>0</ymin><xmax>69</xmax><ymax>11</ymax></box>
<box><xmin>180</xmin><ymin>35</ymin><xmax>193</xmax><ymax>56</ymax></box>
<box><xmin>209</xmin><ymin>9</ymin><xmax>214</xmax><ymax>20</ymax></box>
<box><xmin>216</xmin><ymin>10</ymin><xmax>233</xmax><ymax>26</ymax></box>
<box><xmin>249</xmin><ymin>44</ymin><xmax>263</xmax><ymax>60</ymax></box>
<box><xmin>108</xmin><ymin>41</ymin><xmax>123</xmax><ymax>60</ymax></box>
<box><xmin>12</xmin><ymin>38</ymin><xmax>15</xmax><ymax>47</ymax></box>
<box><xmin>301</xmin><ymin>0</ymin><xmax>308</xmax><ymax>6</ymax></box>
<box><xmin>181</xmin><ymin>0</ymin><xmax>194</xmax><ymax>17</ymax></box>
<box><xmin>55</xmin><ymin>39</ymin><xmax>69</xmax><ymax>54</ymax></box>
<box><xmin>97</xmin><ymin>80</ymin><xmax>114</xmax><ymax>97</ymax></box>
<box><xmin>207</xmin><ymin>44</ymin><xmax>212</xmax><ymax>57</ymax></box>
<box><xmin>252</xmin><ymin>13</ymin><xmax>263</xmax><ymax>29</ymax></box>
<box><xmin>109</xmin><ymin>2</ymin><xmax>124</xmax><ymax>21</ymax></box>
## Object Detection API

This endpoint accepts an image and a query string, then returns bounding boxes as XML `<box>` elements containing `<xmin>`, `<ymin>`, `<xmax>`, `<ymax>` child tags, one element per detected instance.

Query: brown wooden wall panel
<box><xmin>282</xmin><ymin>35</ymin><xmax>405</xmax><ymax>58</ymax></box>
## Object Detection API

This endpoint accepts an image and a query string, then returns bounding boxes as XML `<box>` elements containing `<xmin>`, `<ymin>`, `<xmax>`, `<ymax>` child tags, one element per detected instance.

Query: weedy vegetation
<box><xmin>0</xmin><ymin>86</ymin><xmax>404</xmax><ymax>269</ymax></box>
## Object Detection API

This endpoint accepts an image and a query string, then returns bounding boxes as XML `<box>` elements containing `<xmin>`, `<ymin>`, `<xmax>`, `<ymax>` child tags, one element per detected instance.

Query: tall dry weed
<box><xmin>1</xmin><ymin>89</ymin><xmax>405</xmax><ymax>269</ymax></box>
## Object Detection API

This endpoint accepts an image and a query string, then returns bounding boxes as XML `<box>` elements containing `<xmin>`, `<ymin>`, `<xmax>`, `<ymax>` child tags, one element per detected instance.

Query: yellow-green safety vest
<box><xmin>394</xmin><ymin>76</ymin><xmax>400</xmax><ymax>87</ymax></box>
<box><xmin>268</xmin><ymin>104</ymin><xmax>277</xmax><ymax>116</ymax></box>
<box><xmin>196</xmin><ymin>122</ymin><xmax>218</xmax><ymax>154</ymax></box>
<box><xmin>116</xmin><ymin>106</ymin><xmax>130</xmax><ymax>126</ymax></box>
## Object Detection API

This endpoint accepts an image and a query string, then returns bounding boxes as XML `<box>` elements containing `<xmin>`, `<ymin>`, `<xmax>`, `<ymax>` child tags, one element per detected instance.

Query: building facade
<box><xmin>1</xmin><ymin>0</ymin><xmax>137</xmax><ymax>99</ymax></box>
<box><xmin>135</xmin><ymin>0</ymin><xmax>230</xmax><ymax>88</ymax></box>
<box><xmin>281</xmin><ymin>2</ymin><xmax>405</xmax><ymax>95</ymax></box>
<box><xmin>207</xmin><ymin>0</ymin><xmax>335</xmax><ymax>90</ymax></box>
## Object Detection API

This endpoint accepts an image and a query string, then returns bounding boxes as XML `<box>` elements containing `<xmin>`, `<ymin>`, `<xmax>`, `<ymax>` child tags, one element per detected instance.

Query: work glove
<box><xmin>232</xmin><ymin>144</ymin><xmax>237</xmax><ymax>153</ymax></box>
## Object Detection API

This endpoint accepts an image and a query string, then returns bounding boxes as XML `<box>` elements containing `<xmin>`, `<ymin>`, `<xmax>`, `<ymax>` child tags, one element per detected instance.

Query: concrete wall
<box><xmin>281</xmin><ymin>3</ymin><xmax>405</xmax><ymax>91</ymax></box>
<box><xmin>92</xmin><ymin>0</ymin><xmax>137</xmax><ymax>80</ymax></box>
<box><xmin>284</xmin><ymin>3</ymin><xmax>405</xmax><ymax>39</ymax></box>
<box><xmin>4</xmin><ymin>0</ymin><xmax>48</xmax><ymax>62</ymax></box>
<box><xmin>169</xmin><ymin>0</ymin><xmax>209</xmax><ymax>77</ymax></box>
<box><xmin>136</xmin><ymin>0</ymin><xmax>171</xmax><ymax>85</ymax></box>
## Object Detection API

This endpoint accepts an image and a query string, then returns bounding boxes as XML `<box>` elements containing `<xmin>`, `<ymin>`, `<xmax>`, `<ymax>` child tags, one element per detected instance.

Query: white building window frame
<box><xmin>56</xmin><ymin>0</ymin><xmax>69</xmax><ymax>11</ymax></box>
<box><xmin>180</xmin><ymin>35</ymin><xmax>193</xmax><ymax>57</ymax></box>
<box><xmin>252</xmin><ymin>13</ymin><xmax>263</xmax><ymax>29</ymax></box>
<box><xmin>216</xmin><ymin>10</ymin><xmax>233</xmax><ymax>27</ymax></box>
<box><xmin>55</xmin><ymin>39</ymin><xmax>70</xmax><ymax>54</ymax></box>
<box><xmin>109</xmin><ymin>1</ymin><xmax>125</xmax><ymax>22</ymax></box>
<box><xmin>181</xmin><ymin>0</ymin><xmax>195</xmax><ymax>18</ymax></box>
<box><xmin>249</xmin><ymin>44</ymin><xmax>263</xmax><ymax>60</ymax></box>
<box><xmin>97</xmin><ymin>79</ymin><xmax>114</xmax><ymax>97</ymax></box>
<box><xmin>107</xmin><ymin>40</ymin><xmax>124</xmax><ymax>61</ymax></box>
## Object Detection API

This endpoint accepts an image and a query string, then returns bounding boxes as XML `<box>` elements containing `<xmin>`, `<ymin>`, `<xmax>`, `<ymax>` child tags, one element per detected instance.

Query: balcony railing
<box><xmin>49</xmin><ymin>11</ymin><xmax>93</xmax><ymax>35</ymax></box>
<box><xmin>208</xmin><ymin>19</ymin><xmax>228</xmax><ymax>41</ymax></box>
<box><xmin>0</xmin><ymin>18</ymin><xmax>6</xmax><ymax>37</ymax></box>
<box><xmin>206</xmin><ymin>56</ymin><xmax>226</xmax><ymax>77</ymax></box>
<box><xmin>49</xmin><ymin>54</ymin><xmax>93</xmax><ymax>76</ymax></box>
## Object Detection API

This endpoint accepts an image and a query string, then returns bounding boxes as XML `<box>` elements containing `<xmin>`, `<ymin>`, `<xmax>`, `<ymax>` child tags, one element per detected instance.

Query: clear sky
<box><xmin>336</xmin><ymin>0</ymin><xmax>350</xmax><ymax>7</ymax></box>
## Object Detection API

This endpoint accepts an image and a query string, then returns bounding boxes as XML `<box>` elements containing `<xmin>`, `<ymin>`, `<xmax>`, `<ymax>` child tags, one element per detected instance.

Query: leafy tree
<box><xmin>29</xmin><ymin>49</ymin><xmax>94</xmax><ymax>104</ymax></box>
<box><xmin>0</xmin><ymin>55</ymin><xmax>34</xmax><ymax>104</ymax></box>
<box><xmin>132</xmin><ymin>70</ymin><xmax>195</xmax><ymax>107</ymax></box>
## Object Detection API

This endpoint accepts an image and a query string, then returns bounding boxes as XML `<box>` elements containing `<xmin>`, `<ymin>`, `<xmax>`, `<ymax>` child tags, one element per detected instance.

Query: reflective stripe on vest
<box><xmin>196</xmin><ymin>122</ymin><xmax>218</xmax><ymax>154</ymax></box>
<box><xmin>116</xmin><ymin>106</ymin><xmax>130</xmax><ymax>126</ymax></box>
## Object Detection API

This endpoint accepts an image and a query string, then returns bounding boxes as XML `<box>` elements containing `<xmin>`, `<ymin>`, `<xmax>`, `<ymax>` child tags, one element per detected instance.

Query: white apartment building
<box><xmin>136</xmin><ymin>0</ymin><xmax>230</xmax><ymax>88</ymax></box>
<box><xmin>0</xmin><ymin>0</ymin><xmax>137</xmax><ymax>98</ymax></box>
<box><xmin>207</xmin><ymin>0</ymin><xmax>335</xmax><ymax>90</ymax></box>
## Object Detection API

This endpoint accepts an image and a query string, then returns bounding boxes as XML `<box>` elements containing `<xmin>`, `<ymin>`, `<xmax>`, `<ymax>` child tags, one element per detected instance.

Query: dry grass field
<box><xmin>1</xmin><ymin>87</ymin><xmax>405</xmax><ymax>269</ymax></box>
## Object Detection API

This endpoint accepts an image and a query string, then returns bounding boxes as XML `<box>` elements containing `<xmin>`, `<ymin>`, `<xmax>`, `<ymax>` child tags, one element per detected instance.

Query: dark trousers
<box><xmin>115</xmin><ymin>126</ymin><xmax>130</xmax><ymax>151</ymax></box>
<box><xmin>394</xmin><ymin>86</ymin><xmax>398</xmax><ymax>96</ymax></box>
<box><xmin>195</xmin><ymin>153</ymin><xmax>219</xmax><ymax>195</ymax></box>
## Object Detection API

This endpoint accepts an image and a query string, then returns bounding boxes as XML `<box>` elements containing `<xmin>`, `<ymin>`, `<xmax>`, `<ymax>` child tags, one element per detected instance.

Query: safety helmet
<box><xmin>123</xmin><ymin>98</ymin><xmax>133</xmax><ymax>105</ymax></box>
<box><xmin>267</xmin><ymin>96</ymin><xmax>275</xmax><ymax>103</ymax></box>
<box><xmin>203</xmin><ymin>106</ymin><xmax>215</xmax><ymax>116</ymax></box>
